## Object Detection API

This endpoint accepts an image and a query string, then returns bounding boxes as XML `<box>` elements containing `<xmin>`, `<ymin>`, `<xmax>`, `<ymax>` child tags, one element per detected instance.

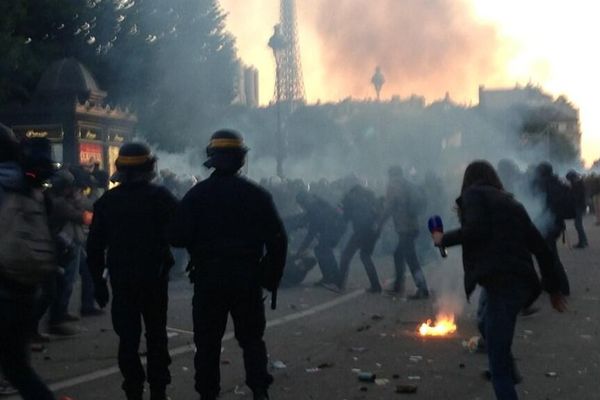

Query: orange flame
<box><xmin>418</xmin><ymin>314</ymin><xmax>457</xmax><ymax>337</ymax></box>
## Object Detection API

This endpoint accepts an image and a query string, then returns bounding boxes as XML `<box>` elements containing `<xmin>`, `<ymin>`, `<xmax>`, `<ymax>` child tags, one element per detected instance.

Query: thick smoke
<box><xmin>307</xmin><ymin>0</ymin><xmax>506</xmax><ymax>100</ymax></box>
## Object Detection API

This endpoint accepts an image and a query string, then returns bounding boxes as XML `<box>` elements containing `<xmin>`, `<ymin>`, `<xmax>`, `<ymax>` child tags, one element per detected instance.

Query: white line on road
<box><xmin>7</xmin><ymin>288</ymin><xmax>365</xmax><ymax>397</ymax></box>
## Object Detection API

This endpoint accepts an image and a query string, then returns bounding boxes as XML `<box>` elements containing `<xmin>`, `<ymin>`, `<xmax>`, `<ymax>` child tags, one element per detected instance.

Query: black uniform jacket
<box><xmin>169</xmin><ymin>172</ymin><xmax>287</xmax><ymax>286</ymax></box>
<box><xmin>441</xmin><ymin>183</ymin><xmax>561</xmax><ymax>305</ymax></box>
<box><xmin>87</xmin><ymin>182</ymin><xmax>178</xmax><ymax>285</ymax></box>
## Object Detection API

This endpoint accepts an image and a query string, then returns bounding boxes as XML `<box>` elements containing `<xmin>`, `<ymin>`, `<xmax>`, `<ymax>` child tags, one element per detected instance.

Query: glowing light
<box><xmin>418</xmin><ymin>314</ymin><xmax>457</xmax><ymax>337</ymax></box>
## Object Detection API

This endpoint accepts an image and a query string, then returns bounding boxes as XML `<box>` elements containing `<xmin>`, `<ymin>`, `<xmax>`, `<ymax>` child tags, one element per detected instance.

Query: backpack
<box><xmin>0</xmin><ymin>191</ymin><xmax>57</xmax><ymax>286</ymax></box>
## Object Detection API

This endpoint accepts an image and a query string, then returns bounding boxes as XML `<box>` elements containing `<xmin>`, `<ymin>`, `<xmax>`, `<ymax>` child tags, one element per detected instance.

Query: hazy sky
<box><xmin>220</xmin><ymin>0</ymin><xmax>599</xmax><ymax>165</ymax></box>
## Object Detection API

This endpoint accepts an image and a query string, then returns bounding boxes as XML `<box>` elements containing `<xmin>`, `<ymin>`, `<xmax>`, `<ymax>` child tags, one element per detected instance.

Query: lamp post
<box><xmin>371</xmin><ymin>66</ymin><xmax>385</xmax><ymax>101</ymax></box>
<box><xmin>269</xmin><ymin>24</ymin><xmax>287</xmax><ymax>179</ymax></box>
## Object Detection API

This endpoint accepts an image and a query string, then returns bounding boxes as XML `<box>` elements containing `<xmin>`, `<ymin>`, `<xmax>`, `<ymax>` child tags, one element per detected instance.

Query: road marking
<box><xmin>7</xmin><ymin>288</ymin><xmax>365</xmax><ymax>397</ymax></box>
<box><xmin>166</xmin><ymin>326</ymin><xmax>194</xmax><ymax>335</ymax></box>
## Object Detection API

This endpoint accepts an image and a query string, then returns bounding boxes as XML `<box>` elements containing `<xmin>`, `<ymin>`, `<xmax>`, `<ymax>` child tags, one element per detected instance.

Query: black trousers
<box><xmin>314</xmin><ymin>235</ymin><xmax>341</xmax><ymax>284</ymax></box>
<box><xmin>111</xmin><ymin>279</ymin><xmax>171</xmax><ymax>396</ymax></box>
<box><xmin>0</xmin><ymin>297</ymin><xmax>54</xmax><ymax>400</ymax></box>
<box><xmin>338</xmin><ymin>230</ymin><xmax>380</xmax><ymax>290</ymax></box>
<box><xmin>574</xmin><ymin>206</ymin><xmax>588</xmax><ymax>246</ymax></box>
<box><xmin>545</xmin><ymin>234</ymin><xmax>570</xmax><ymax>296</ymax></box>
<box><xmin>32</xmin><ymin>272</ymin><xmax>57</xmax><ymax>333</ymax></box>
<box><xmin>193</xmin><ymin>275</ymin><xmax>272</xmax><ymax>398</ymax></box>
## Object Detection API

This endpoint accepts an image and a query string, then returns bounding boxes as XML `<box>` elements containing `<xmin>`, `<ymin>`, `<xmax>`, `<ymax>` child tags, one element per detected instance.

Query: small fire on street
<box><xmin>418</xmin><ymin>314</ymin><xmax>457</xmax><ymax>337</ymax></box>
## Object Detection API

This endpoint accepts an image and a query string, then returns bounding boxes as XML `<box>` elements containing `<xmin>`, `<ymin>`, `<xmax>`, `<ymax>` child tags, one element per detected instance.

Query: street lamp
<box><xmin>269</xmin><ymin>24</ymin><xmax>287</xmax><ymax>179</ymax></box>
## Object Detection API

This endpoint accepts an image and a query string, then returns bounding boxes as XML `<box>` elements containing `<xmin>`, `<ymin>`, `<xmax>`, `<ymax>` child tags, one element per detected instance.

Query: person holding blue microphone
<box><xmin>430</xmin><ymin>160</ymin><xmax>567</xmax><ymax>400</ymax></box>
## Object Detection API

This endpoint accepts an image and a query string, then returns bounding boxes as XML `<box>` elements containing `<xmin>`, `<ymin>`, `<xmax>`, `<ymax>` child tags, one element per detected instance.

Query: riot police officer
<box><xmin>87</xmin><ymin>142</ymin><xmax>178</xmax><ymax>400</ymax></box>
<box><xmin>169</xmin><ymin>130</ymin><xmax>287</xmax><ymax>400</ymax></box>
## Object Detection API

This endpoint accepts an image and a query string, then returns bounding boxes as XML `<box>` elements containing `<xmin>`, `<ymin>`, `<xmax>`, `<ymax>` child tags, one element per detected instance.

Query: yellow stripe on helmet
<box><xmin>209</xmin><ymin>138</ymin><xmax>244</xmax><ymax>149</ymax></box>
<box><xmin>116</xmin><ymin>155</ymin><xmax>151</xmax><ymax>166</ymax></box>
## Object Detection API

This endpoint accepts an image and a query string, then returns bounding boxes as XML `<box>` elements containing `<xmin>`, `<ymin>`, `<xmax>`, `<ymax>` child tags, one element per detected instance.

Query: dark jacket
<box><xmin>341</xmin><ymin>186</ymin><xmax>380</xmax><ymax>234</ymax></box>
<box><xmin>533</xmin><ymin>174</ymin><xmax>568</xmax><ymax>237</ymax></box>
<box><xmin>87</xmin><ymin>182</ymin><xmax>178</xmax><ymax>286</ymax></box>
<box><xmin>441</xmin><ymin>184</ymin><xmax>560</xmax><ymax>306</ymax></box>
<box><xmin>382</xmin><ymin>177</ymin><xmax>424</xmax><ymax>235</ymax></box>
<box><xmin>296</xmin><ymin>196</ymin><xmax>346</xmax><ymax>249</ymax></box>
<box><xmin>0</xmin><ymin>162</ymin><xmax>37</xmax><ymax>301</ymax></box>
<box><xmin>169</xmin><ymin>172</ymin><xmax>287</xmax><ymax>286</ymax></box>
<box><xmin>570</xmin><ymin>178</ymin><xmax>586</xmax><ymax>210</ymax></box>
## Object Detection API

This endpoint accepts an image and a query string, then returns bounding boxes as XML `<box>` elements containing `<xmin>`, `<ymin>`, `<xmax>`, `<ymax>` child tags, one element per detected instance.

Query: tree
<box><xmin>1</xmin><ymin>0</ymin><xmax>238</xmax><ymax>151</ymax></box>
<box><xmin>84</xmin><ymin>0</ymin><xmax>238</xmax><ymax>150</ymax></box>
<box><xmin>0</xmin><ymin>0</ymin><xmax>90</xmax><ymax>103</ymax></box>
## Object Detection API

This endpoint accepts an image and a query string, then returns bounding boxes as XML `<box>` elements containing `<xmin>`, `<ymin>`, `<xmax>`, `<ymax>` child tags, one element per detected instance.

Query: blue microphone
<box><xmin>428</xmin><ymin>215</ymin><xmax>447</xmax><ymax>258</ymax></box>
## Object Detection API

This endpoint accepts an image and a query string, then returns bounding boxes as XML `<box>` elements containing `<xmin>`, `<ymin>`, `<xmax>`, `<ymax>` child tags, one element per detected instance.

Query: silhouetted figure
<box><xmin>169</xmin><ymin>130</ymin><xmax>287</xmax><ymax>400</ymax></box>
<box><xmin>88</xmin><ymin>143</ymin><xmax>178</xmax><ymax>400</ymax></box>
<box><xmin>381</xmin><ymin>166</ymin><xmax>429</xmax><ymax>299</ymax></box>
<box><xmin>292</xmin><ymin>191</ymin><xmax>346</xmax><ymax>291</ymax></box>
<box><xmin>566</xmin><ymin>170</ymin><xmax>588</xmax><ymax>248</ymax></box>
<box><xmin>338</xmin><ymin>185</ymin><xmax>382</xmax><ymax>293</ymax></box>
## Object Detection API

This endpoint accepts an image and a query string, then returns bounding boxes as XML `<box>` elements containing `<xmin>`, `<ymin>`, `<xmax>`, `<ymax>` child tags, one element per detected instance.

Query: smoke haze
<box><xmin>307</xmin><ymin>0</ymin><xmax>506</xmax><ymax>101</ymax></box>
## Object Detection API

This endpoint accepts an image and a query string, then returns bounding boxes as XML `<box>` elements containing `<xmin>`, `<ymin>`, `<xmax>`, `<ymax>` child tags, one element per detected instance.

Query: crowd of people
<box><xmin>0</xmin><ymin>124</ymin><xmax>597</xmax><ymax>400</ymax></box>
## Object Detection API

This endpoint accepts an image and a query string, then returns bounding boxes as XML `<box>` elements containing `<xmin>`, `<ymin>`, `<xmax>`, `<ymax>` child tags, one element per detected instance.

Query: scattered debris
<box><xmin>349</xmin><ymin>346</ymin><xmax>367</xmax><ymax>353</ymax></box>
<box><xmin>271</xmin><ymin>360</ymin><xmax>287</xmax><ymax>369</ymax></box>
<box><xmin>317</xmin><ymin>362</ymin><xmax>334</xmax><ymax>369</ymax></box>
<box><xmin>462</xmin><ymin>336</ymin><xmax>481</xmax><ymax>353</ymax></box>
<box><xmin>545</xmin><ymin>372</ymin><xmax>558</xmax><ymax>378</ymax></box>
<box><xmin>396</xmin><ymin>384</ymin><xmax>418</xmax><ymax>394</ymax></box>
<box><xmin>358</xmin><ymin>372</ymin><xmax>376</xmax><ymax>382</ymax></box>
<box><xmin>375</xmin><ymin>378</ymin><xmax>390</xmax><ymax>386</ymax></box>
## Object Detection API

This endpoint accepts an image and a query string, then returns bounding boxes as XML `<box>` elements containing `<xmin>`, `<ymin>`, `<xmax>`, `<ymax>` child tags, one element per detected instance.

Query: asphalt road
<box><xmin>6</xmin><ymin>216</ymin><xmax>600</xmax><ymax>400</ymax></box>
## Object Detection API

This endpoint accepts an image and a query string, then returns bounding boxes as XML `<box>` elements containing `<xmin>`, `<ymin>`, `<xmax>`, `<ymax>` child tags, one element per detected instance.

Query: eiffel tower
<box><xmin>272</xmin><ymin>0</ymin><xmax>305</xmax><ymax>103</ymax></box>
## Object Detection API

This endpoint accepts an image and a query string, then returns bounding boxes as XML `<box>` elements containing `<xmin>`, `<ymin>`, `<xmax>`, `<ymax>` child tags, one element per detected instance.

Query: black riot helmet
<box><xmin>111</xmin><ymin>142</ymin><xmax>157</xmax><ymax>183</ymax></box>
<box><xmin>204</xmin><ymin>129</ymin><xmax>248</xmax><ymax>172</ymax></box>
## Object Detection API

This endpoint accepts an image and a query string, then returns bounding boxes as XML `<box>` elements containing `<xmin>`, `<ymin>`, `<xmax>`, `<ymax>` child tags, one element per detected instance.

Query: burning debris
<box><xmin>417</xmin><ymin>314</ymin><xmax>457</xmax><ymax>337</ymax></box>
